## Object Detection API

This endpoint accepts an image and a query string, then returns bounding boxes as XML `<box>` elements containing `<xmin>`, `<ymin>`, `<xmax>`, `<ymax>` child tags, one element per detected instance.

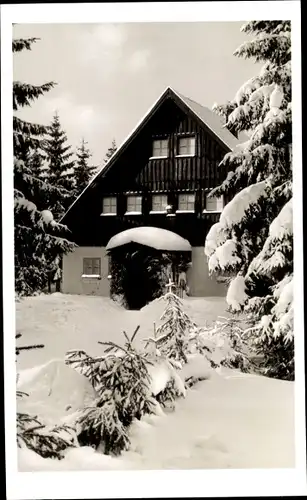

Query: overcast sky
<box><xmin>13</xmin><ymin>22</ymin><xmax>261</xmax><ymax>166</ymax></box>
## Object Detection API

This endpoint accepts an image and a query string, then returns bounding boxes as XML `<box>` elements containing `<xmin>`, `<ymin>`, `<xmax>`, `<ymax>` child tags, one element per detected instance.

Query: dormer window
<box><xmin>101</xmin><ymin>196</ymin><xmax>117</xmax><ymax>215</ymax></box>
<box><xmin>150</xmin><ymin>194</ymin><xmax>168</xmax><ymax>213</ymax></box>
<box><xmin>151</xmin><ymin>139</ymin><xmax>169</xmax><ymax>158</ymax></box>
<box><xmin>125</xmin><ymin>195</ymin><xmax>142</xmax><ymax>215</ymax></box>
<box><xmin>204</xmin><ymin>195</ymin><xmax>224</xmax><ymax>212</ymax></box>
<box><xmin>177</xmin><ymin>136</ymin><xmax>196</xmax><ymax>157</ymax></box>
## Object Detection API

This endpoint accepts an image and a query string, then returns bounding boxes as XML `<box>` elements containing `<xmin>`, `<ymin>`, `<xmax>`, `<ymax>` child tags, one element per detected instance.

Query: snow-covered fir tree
<box><xmin>74</xmin><ymin>138</ymin><xmax>97</xmax><ymax>196</ymax></box>
<box><xmin>44</xmin><ymin>112</ymin><xmax>75</xmax><ymax>219</ymax></box>
<box><xmin>153</xmin><ymin>280</ymin><xmax>197</xmax><ymax>364</ymax></box>
<box><xmin>66</xmin><ymin>327</ymin><xmax>158</xmax><ymax>455</ymax></box>
<box><xmin>103</xmin><ymin>138</ymin><xmax>117</xmax><ymax>164</ymax></box>
<box><xmin>13</xmin><ymin>36</ymin><xmax>76</xmax><ymax>295</ymax></box>
<box><xmin>204</xmin><ymin>21</ymin><xmax>293</xmax><ymax>380</ymax></box>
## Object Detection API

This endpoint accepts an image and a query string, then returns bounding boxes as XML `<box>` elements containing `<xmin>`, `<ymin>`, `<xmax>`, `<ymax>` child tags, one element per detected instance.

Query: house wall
<box><xmin>187</xmin><ymin>247</ymin><xmax>226</xmax><ymax>297</ymax></box>
<box><xmin>62</xmin><ymin>247</ymin><xmax>110</xmax><ymax>296</ymax></box>
<box><xmin>62</xmin><ymin>245</ymin><xmax>225</xmax><ymax>299</ymax></box>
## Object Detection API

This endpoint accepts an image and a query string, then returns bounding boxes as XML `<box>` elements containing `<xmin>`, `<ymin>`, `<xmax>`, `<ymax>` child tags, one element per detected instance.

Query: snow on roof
<box><xmin>106</xmin><ymin>226</ymin><xmax>192</xmax><ymax>252</ymax></box>
<box><xmin>172</xmin><ymin>89</ymin><xmax>240</xmax><ymax>151</ymax></box>
<box><xmin>61</xmin><ymin>86</ymin><xmax>239</xmax><ymax>221</ymax></box>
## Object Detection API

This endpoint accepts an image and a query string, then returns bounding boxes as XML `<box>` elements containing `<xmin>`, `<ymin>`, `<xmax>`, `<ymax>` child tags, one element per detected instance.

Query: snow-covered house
<box><xmin>61</xmin><ymin>87</ymin><xmax>240</xmax><ymax>299</ymax></box>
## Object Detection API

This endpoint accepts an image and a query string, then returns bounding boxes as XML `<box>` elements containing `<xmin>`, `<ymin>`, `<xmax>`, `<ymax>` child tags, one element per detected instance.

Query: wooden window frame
<box><xmin>101</xmin><ymin>196</ymin><xmax>117</xmax><ymax>215</ymax></box>
<box><xmin>150</xmin><ymin>194</ymin><xmax>168</xmax><ymax>214</ymax></box>
<box><xmin>125</xmin><ymin>195</ymin><xmax>142</xmax><ymax>215</ymax></box>
<box><xmin>176</xmin><ymin>193</ymin><xmax>196</xmax><ymax>213</ymax></box>
<box><xmin>203</xmin><ymin>194</ymin><xmax>224</xmax><ymax>213</ymax></box>
<box><xmin>150</xmin><ymin>138</ymin><xmax>169</xmax><ymax>159</ymax></box>
<box><xmin>176</xmin><ymin>136</ymin><xmax>196</xmax><ymax>157</ymax></box>
<box><xmin>82</xmin><ymin>257</ymin><xmax>101</xmax><ymax>278</ymax></box>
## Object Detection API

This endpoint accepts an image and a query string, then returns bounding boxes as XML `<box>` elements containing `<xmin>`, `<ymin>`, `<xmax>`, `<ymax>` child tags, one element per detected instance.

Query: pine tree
<box><xmin>44</xmin><ymin>112</ymin><xmax>75</xmax><ymax>219</ymax></box>
<box><xmin>13</xmin><ymin>36</ymin><xmax>76</xmax><ymax>296</ymax></box>
<box><xmin>74</xmin><ymin>138</ymin><xmax>97</xmax><ymax>196</ymax></box>
<box><xmin>27</xmin><ymin>146</ymin><xmax>46</xmax><ymax>179</ymax></box>
<box><xmin>103</xmin><ymin>138</ymin><xmax>117</xmax><ymax>164</ymax></box>
<box><xmin>204</xmin><ymin>21</ymin><xmax>293</xmax><ymax>379</ymax></box>
<box><xmin>152</xmin><ymin>280</ymin><xmax>197</xmax><ymax>364</ymax></box>
<box><xmin>65</xmin><ymin>327</ymin><xmax>157</xmax><ymax>455</ymax></box>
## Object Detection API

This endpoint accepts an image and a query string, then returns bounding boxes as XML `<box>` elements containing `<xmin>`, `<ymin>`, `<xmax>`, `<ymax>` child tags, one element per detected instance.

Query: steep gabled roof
<box><xmin>61</xmin><ymin>86</ymin><xmax>239</xmax><ymax>221</ymax></box>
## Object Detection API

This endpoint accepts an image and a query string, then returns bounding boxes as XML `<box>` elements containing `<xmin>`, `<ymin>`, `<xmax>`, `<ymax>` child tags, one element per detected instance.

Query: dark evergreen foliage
<box><xmin>74</xmin><ymin>138</ymin><xmax>97</xmax><ymax>196</ymax></box>
<box><xmin>109</xmin><ymin>245</ymin><xmax>172</xmax><ymax>309</ymax></box>
<box><xmin>205</xmin><ymin>21</ymin><xmax>293</xmax><ymax>380</ymax></box>
<box><xmin>65</xmin><ymin>328</ymin><xmax>157</xmax><ymax>455</ymax></box>
<box><xmin>103</xmin><ymin>138</ymin><xmax>117</xmax><ymax>164</ymax></box>
<box><xmin>43</xmin><ymin>112</ymin><xmax>76</xmax><ymax>219</ymax></box>
<box><xmin>13</xmin><ymin>35</ymin><xmax>76</xmax><ymax>295</ymax></box>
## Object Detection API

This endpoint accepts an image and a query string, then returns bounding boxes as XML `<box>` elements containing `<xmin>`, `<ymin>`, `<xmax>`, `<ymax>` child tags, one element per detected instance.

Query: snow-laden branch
<box><xmin>246</xmin><ymin>198</ymin><xmax>292</xmax><ymax>276</ymax></box>
<box><xmin>226</xmin><ymin>275</ymin><xmax>248</xmax><ymax>312</ymax></box>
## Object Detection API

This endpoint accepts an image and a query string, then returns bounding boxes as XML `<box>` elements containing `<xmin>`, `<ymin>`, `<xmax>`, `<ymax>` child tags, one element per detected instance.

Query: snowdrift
<box><xmin>17</xmin><ymin>359</ymin><xmax>96</xmax><ymax>425</ymax></box>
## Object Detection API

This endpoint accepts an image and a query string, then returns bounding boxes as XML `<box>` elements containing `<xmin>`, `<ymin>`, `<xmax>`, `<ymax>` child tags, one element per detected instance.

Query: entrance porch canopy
<box><xmin>106</xmin><ymin>226</ymin><xmax>191</xmax><ymax>252</ymax></box>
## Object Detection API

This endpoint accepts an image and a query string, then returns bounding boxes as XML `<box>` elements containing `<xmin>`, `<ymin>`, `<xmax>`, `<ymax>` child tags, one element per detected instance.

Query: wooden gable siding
<box><xmin>65</xmin><ymin>95</ymin><xmax>230</xmax><ymax>248</ymax></box>
<box><xmin>100</xmin><ymin>98</ymin><xmax>228</xmax><ymax>195</ymax></box>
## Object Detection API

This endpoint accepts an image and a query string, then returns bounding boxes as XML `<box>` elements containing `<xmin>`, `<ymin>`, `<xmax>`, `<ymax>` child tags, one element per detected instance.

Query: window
<box><xmin>152</xmin><ymin>139</ymin><xmax>169</xmax><ymax>158</ymax></box>
<box><xmin>126</xmin><ymin>195</ymin><xmax>142</xmax><ymax>214</ymax></box>
<box><xmin>205</xmin><ymin>195</ymin><xmax>224</xmax><ymax>212</ymax></box>
<box><xmin>83</xmin><ymin>258</ymin><xmax>101</xmax><ymax>277</ymax></box>
<box><xmin>177</xmin><ymin>136</ymin><xmax>196</xmax><ymax>156</ymax></box>
<box><xmin>102</xmin><ymin>196</ymin><xmax>117</xmax><ymax>215</ymax></box>
<box><xmin>151</xmin><ymin>194</ymin><xmax>168</xmax><ymax>213</ymax></box>
<box><xmin>177</xmin><ymin>193</ymin><xmax>195</xmax><ymax>212</ymax></box>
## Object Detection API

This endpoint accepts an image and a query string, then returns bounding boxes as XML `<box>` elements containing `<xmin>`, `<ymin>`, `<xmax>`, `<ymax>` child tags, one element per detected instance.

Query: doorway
<box><xmin>108</xmin><ymin>243</ymin><xmax>191</xmax><ymax>309</ymax></box>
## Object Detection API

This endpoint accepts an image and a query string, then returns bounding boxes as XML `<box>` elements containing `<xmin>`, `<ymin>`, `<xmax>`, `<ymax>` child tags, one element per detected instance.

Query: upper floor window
<box><xmin>126</xmin><ymin>195</ymin><xmax>142</xmax><ymax>214</ymax></box>
<box><xmin>205</xmin><ymin>195</ymin><xmax>224</xmax><ymax>212</ymax></box>
<box><xmin>177</xmin><ymin>193</ymin><xmax>195</xmax><ymax>212</ymax></box>
<box><xmin>177</xmin><ymin>136</ymin><xmax>196</xmax><ymax>156</ymax></box>
<box><xmin>151</xmin><ymin>194</ymin><xmax>168</xmax><ymax>213</ymax></box>
<box><xmin>83</xmin><ymin>257</ymin><xmax>101</xmax><ymax>277</ymax></box>
<box><xmin>151</xmin><ymin>139</ymin><xmax>169</xmax><ymax>158</ymax></box>
<box><xmin>102</xmin><ymin>196</ymin><xmax>117</xmax><ymax>215</ymax></box>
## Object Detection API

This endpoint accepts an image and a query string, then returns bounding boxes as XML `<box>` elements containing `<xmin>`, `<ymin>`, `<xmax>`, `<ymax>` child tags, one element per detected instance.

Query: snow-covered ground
<box><xmin>16</xmin><ymin>292</ymin><xmax>226</xmax><ymax>370</ymax></box>
<box><xmin>16</xmin><ymin>293</ymin><xmax>295</xmax><ymax>471</ymax></box>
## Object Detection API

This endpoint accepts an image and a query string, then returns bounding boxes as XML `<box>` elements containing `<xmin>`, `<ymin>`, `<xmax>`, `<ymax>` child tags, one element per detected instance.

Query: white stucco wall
<box><xmin>187</xmin><ymin>246</ymin><xmax>226</xmax><ymax>297</ymax></box>
<box><xmin>62</xmin><ymin>246</ymin><xmax>110</xmax><ymax>296</ymax></box>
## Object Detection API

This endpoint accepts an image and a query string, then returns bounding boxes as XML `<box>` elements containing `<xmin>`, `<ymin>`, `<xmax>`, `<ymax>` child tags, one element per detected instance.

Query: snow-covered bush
<box><xmin>17</xmin><ymin>409</ymin><xmax>77</xmax><ymax>459</ymax></box>
<box><xmin>16</xmin><ymin>335</ymin><xmax>76</xmax><ymax>459</ymax></box>
<box><xmin>66</xmin><ymin>327</ymin><xmax>160</xmax><ymax>455</ymax></box>
<box><xmin>187</xmin><ymin>315</ymin><xmax>251</xmax><ymax>373</ymax></box>
<box><xmin>147</xmin><ymin>282</ymin><xmax>197</xmax><ymax>364</ymax></box>
<box><xmin>204</xmin><ymin>21</ymin><xmax>293</xmax><ymax>380</ymax></box>
<box><xmin>145</xmin><ymin>349</ymin><xmax>186</xmax><ymax>410</ymax></box>
<box><xmin>144</xmin><ymin>284</ymin><xmax>252</xmax><ymax>387</ymax></box>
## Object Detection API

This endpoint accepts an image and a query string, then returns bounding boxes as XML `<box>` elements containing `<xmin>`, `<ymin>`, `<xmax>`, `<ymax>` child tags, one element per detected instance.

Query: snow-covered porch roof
<box><xmin>106</xmin><ymin>227</ymin><xmax>192</xmax><ymax>252</ymax></box>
